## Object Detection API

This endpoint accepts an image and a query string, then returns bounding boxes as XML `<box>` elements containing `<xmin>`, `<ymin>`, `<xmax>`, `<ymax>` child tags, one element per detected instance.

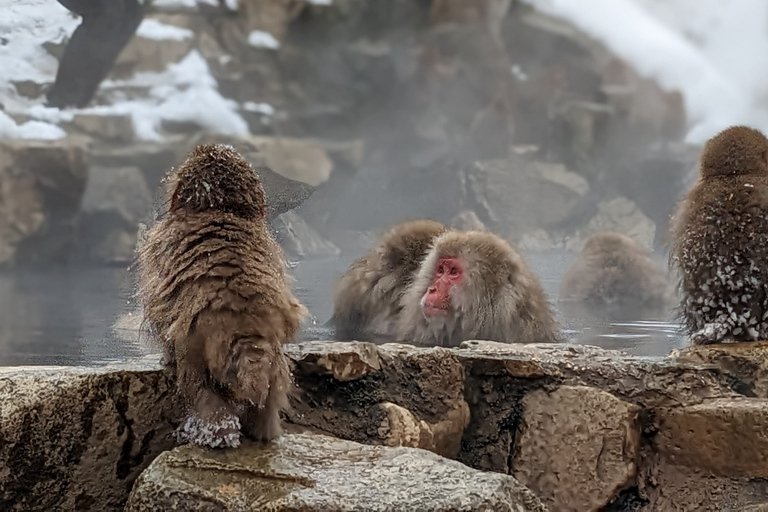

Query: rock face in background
<box><xmin>0</xmin><ymin>0</ymin><xmax>698</xmax><ymax>265</ymax></box>
<box><xmin>2</xmin><ymin>341</ymin><xmax>768</xmax><ymax>511</ymax></box>
<box><xmin>125</xmin><ymin>433</ymin><xmax>547</xmax><ymax>512</ymax></box>
<box><xmin>0</xmin><ymin>138</ymin><xmax>89</xmax><ymax>267</ymax></box>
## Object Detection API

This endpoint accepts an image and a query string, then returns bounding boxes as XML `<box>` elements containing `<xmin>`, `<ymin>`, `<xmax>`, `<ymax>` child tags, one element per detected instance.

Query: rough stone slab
<box><xmin>670</xmin><ymin>342</ymin><xmax>768</xmax><ymax>397</ymax></box>
<box><xmin>287</xmin><ymin>342</ymin><xmax>469</xmax><ymax>459</ymax></box>
<box><xmin>124</xmin><ymin>433</ymin><xmax>548</xmax><ymax>512</ymax></box>
<box><xmin>0</xmin><ymin>356</ymin><xmax>182</xmax><ymax>511</ymax></box>
<box><xmin>285</xmin><ymin>341</ymin><xmax>380</xmax><ymax>381</ymax></box>
<box><xmin>457</xmin><ymin>340</ymin><xmax>740</xmax><ymax>408</ymax></box>
<box><xmin>513</xmin><ymin>386</ymin><xmax>640</xmax><ymax>512</ymax></box>
<box><xmin>654</xmin><ymin>398</ymin><xmax>768</xmax><ymax>478</ymax></box>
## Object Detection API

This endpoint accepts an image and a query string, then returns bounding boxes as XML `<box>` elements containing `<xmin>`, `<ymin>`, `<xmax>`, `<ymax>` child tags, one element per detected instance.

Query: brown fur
<box><xmin>398</xmin><ymin>230</ymin><xmax>561</xmax><ymax>346</ymax></box>
<box><xmin>137</xmin><ymin>144</ymin><xmax>305</xmax><ymax>446</ymax></box>
<box><xmin>331</xmin><ymin>219</ymin><xmax>447</xmax><ymax>341</ymax></box>
<box><xmin>670</xmin><ymin>126</ymin><xmax>768</xmax><ymax>344</ymax></box>
<box><xmin>560</xmin><ymin>231</ymin><xmax>673</xmax><ymax>316</ymax></box>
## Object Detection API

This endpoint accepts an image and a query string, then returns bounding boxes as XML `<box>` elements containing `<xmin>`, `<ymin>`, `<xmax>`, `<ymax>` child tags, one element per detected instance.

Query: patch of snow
<box><xmin>248</xmin><ymin>30</ymin><xmax>280</xmax><ymax>50</ymax></box>
<box><xmin>0</xmin><ymin>111</ymin><xmax>66</xmax><ymax>140</ymax></box>
<box><xmin>22</xmin><ymin>50</ymin><xmax>248</xmax><ymax>142</ymax></box>
<box><xmin>308</xmin><ymin>0</ymin><xmax>333</xmax><ymax>4</ymax></box>
<box><xmin>223</xmin><ymin>0</ymin><xmax>239</xmax><ymax>10</ymax></box>
<box><xmin>136</xmin><ymin>19</ymin><xmax>193</xmax><ymax>41</ymax></box>
<box><xmin>523</xmin><ymin>0</ymin><xmax>767</xmax><ymax>143</ymax></box>
<box><xmin>243</xmin><ymin>102</ymin><xmax>275</xmax><ymax>116</ymax></box>
<box><xmin>152</xmin><ymin>0</ymin><xmax>218</xmax><ymax>8</ymax></box>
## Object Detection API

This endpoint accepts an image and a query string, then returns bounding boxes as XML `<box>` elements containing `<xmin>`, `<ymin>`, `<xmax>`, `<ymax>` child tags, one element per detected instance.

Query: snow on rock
<box><xmin>243</xmin><ymin>102</ymin><xmax>275</xmax><ymax>116</ymax></box>
<box><xmin>0</xmin><ymin>111</ymin><xmax>66</xmax><ymax>140</ymax></box>
<box><xmin>523</xmin><ymin>0</ymin><xmax>763</xmax><ymax>143</ymax></box>
<box><xmin>308</xmin><ymin>0</ymin><xmax>333</xmax><ymax>4</ymax></box>
<box><xmin>136</xmin><ymin>19</ymin><xmax>193</xmax><ymax>41</ymax></box>
<box><xmin>248</xmin><ymin>30</ymin><xmax>280</xmax><ymax>50</ymax></box>
<box><xmin>152</xmin><ymin>0</ymin><xmax>218</xmax><ymax>8</ymax></box>
<box><xmin>0</xmin><ymin>0</ymin><xmax>78</xmax><ymax>107</ymax></box>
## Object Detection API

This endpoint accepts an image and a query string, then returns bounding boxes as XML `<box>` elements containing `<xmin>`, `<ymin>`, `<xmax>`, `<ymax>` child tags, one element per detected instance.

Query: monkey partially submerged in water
<box><xmin>330</xmin><ymin>219</ymin><xmax>448</xmax><ymax>342</ymax></box>
<box><xmin>560</xmin><ymin>231</ymin><xmax>674</xmax><ymax>319</ymax></box>
<box><xmin>397</xmin><ymin>230</ymin><xmax>562</xmax><ymax>346</ymax></box>
<box><xmin>138</xmin><ymin>144</ymin><xmax>306</xmax><ymax>448</ymax></box>
<box><xmin>670</xmin><ymin>125</ymin><xmax>768</xmax><ymax>345</ymax></box>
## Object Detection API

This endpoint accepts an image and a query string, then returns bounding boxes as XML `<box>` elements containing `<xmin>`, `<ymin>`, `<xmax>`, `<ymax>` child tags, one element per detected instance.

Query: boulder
<box><xmin>0</xmin><ymin>357</ymin><xmax>182</xmax><ymax>510</ymax></box>
<box><xmin>124</xmin><ymin>433</ymin><xmax>548</xmax><ymax>512</ymax></box>
<box><xmin>670</xmin><ymin>342</ymin><xmax>768</xmax><ymax>397</ymax></box>
<box><xmin>465</xmin><ymin>156</ymin><xmax>589</xmax><ymax>241</ymax></box>
<box><xmin>111</xmin><ymin>21</ymin><xmax>195</xmax><ymax>78</ymax></box>
<box><xmin>77</xmin><ymin>165</ymin><xmax>153</xmax><ymax>264</ymax></box>
<box><xmin>272</xmin><ymin>210</ymin><xmax>340</xmax><ymax>259</ymax></box>
<box><xmin>68</xmin><ymin>113</ymin><xmax>135</xmax><ymax>143</ymax></box>
<box><xmin>0</xmin><ymin>137</ymin><xmax>89</xmax><ymax>266</ymax></box>
<box><xmin>570</xmin><ymin>196</ymin><xmax>656</xmax><ymax>251</ymax></box>
<box><xmin>513</xmin><ymin>386</ymin><xmax>641</xmax><ymax>512</ymax></box>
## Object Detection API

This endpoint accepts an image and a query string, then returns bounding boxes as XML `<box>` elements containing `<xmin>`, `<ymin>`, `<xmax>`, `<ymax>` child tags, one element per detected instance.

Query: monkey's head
<box><xmin>700</xmin><ymin>126</ymin><xmax>768</xmax><ymax>178</ymax></box>
<box><xmin>168</xmin><ymin>144</ymin><xmax>266</xmax><ymax>220</ymax></box>
<box><xmin>417</xmin><ymin>230</ymin><xmax>526</xmax><ymax>318</ymax></box>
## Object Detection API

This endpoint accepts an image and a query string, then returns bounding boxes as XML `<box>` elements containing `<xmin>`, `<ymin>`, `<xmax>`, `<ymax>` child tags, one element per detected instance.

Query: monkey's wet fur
<box><xmin>560</xmin><ymin>231</ymin><xmax>674</xmax><ymax>319</ymax></box>
<box><xmin>670</xmin><ymin>125</ymin><xmax>768</xmax><ymax>345</ymax></box>
<box><xmin>137</xmin><ymin>144</ymin><xmax>306</xmax><ymax>448</ymax></box>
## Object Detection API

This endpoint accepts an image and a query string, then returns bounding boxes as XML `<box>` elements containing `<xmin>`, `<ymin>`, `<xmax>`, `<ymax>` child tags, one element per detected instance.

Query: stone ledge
<box><xmin>124</xmin><ymin>432</ymin><xmax>548</xmax><ymax>511</ymax></box>
<box><xmin>1</xmin><ymin>342</ymin><xmax>767</xmax><ymax>510</ymax></box>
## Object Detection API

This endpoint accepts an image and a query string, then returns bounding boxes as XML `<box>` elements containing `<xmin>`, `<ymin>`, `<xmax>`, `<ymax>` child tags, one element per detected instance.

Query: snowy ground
<box><xmin>1</xmin><ymin>0</ymin><xmax>767</xmax><ymax>143</ymax></box>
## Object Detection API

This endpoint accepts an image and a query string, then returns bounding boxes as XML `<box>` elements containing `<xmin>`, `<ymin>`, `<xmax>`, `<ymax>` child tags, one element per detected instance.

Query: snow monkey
<box><xmin>397</xmin><ymin>229</ymin><xmax>562</xmax><ymax>346</ymax></box>
<box><xmin>138</xmin><ymin>144</ymin><xmax>306</xmax><ymax>448</ymax></box>
<box><xmin>560</xmin><ymin>231</ymin><xmax>674</xmax><ymax>318</ymax></box>
<box><xmin>670</xmin><ymin>125</ymin><xmax>768</xmax><ymax>345</ymax></box>
<box><xmin>331</xmin><ymin>219</ymin><xmax>448</xmax><ymax>341</ymax></box>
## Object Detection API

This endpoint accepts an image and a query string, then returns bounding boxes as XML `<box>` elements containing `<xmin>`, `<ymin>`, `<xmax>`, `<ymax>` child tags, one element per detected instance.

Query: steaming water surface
<box><xmin>0</xmin><ymin>251</ymin><xmax>685</xmax><ymax>367</ymax></box>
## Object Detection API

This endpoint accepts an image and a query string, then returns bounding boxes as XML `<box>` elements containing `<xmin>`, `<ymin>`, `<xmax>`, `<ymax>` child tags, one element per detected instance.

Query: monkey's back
<box><xmin>671</xmin><ymin>176</ymin><xmax>768</xmax><ymax>341</ymax></box>
<box><xmin>138</xmin><ymin>212</ymin><xmax>304</xmax><ymax>398</ymax></box>
<box><xmin>560</xmin><ymin>232</ymin><xmax>672</xmax><ymax>311</ymax></box>
<box><xmin>331</xmin><ymin>219</ymin><xmax>446</xmax><ymax>341</ymax></box>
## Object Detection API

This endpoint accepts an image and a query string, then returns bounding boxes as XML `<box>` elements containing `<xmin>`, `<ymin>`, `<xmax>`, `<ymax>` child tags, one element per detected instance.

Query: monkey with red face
<box><xmin>397</xmin><ymin>230</ymin><xmax>561</xmax><ymax>346</ymax></box>
<box><xmin>330</xmin><ymin>219</ymin><xmax>448</xmax><ymax>342</ymax></box>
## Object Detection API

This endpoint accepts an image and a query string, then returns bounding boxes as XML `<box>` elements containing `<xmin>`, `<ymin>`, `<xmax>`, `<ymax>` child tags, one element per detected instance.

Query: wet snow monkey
<box><xmin>331</xmin><ymin>219</ymin><xmax>448</xmax><ymax>341</ymax></box>
<box><xmin>137</xmin><ymin>144</ymin><xmax>306</xmax><ymax>448</ymax></box>
<box><xmin>559</xmin><ymin>231</ymin><xmax>674</xmax><ymax>318</ymax></box>
<box><xmin>397</xmin><ymin>230</ymin><xmax>562</xmax><ymax>346</ymax></box>
<box><xmin>670</xmin><ymin>125</ymin><xmax>768</xmax><ymax>345</ymax></box>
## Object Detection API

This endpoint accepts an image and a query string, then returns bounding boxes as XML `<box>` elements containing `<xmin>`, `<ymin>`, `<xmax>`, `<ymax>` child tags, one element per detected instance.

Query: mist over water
<box><xmin>0</xmin><ymin>250</ymin><xmax>684</xmax><ymax>366</ymax></box>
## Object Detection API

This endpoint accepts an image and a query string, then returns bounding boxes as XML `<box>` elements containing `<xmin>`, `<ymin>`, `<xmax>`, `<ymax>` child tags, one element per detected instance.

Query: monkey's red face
<box><xmin>422</xmin><ymin>257</ymin><xmax>464</xmax><ymax>316</ymax></box>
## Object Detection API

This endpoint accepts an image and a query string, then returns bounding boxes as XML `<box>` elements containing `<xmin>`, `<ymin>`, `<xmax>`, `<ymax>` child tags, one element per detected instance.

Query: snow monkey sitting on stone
<box><xmin>397</xmin><ymin>230</ymin><xmax>562</xmax><ymax>346</ymax></box>
<box><xmin>670</xmin><ymin>125</ymin><xmax>768</xmax><ymax>345</ymax></box>
<box><xmin>137</xmin><ymin>144</ymin><xmax>306</xmax><ymax>448</ymax></box>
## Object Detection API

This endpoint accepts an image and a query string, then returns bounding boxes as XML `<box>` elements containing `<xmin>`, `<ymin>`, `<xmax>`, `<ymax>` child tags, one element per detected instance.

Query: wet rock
<box><xmin>670</xmin><ymin>342</ymin><xmax>768</xmax><ymax>398</ymax></box>
<box><xmin>653</xmin><ymin>398</ymin><xmax>768</xmax><ymax>478</ymax></box>
<box><xmin>78</xmin><ymin>166</ymin><xmax>153</xmax><ymax>264</ymax></box>
<box><xmin>513</xmin><ymin>386</ymin><xmax>641</xmax><ymax>512</ymax></box>
<box><xmin>88</xmin><ymin>140</ymin><xmax>184</xmax><ymax>194</ymax></box>
<box><xmin>69</xmin><ymin>113</ymin><xmax>134</xmax><ymax>143</ymax></box>
<box><xmin>124</xmin><ymin>433</ymin><xmax>547</xmax><ymax>512</ymax></box>
<box><xmin>272</xmin><ymin>210</ymin><xmax>341</xmax><ymax>259</ymax></box>
<box><xmin>0</xmin><ymin>137</ymin><xmax>89</xmax><ymax>267</ymax></box>
<box><xmin>0</xmin><ymin>357</ymin><xmax>182</xmax><ymax>511</ymax></box>
<box><xmin>465</xmin><ymin>156</ymin><xmax>589</xmax><ymax>241</ymax></box>
<box><xmin>285</xmin><ymin>342</ymin><xmax>470</xmax><ymax>460</ymax></box>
